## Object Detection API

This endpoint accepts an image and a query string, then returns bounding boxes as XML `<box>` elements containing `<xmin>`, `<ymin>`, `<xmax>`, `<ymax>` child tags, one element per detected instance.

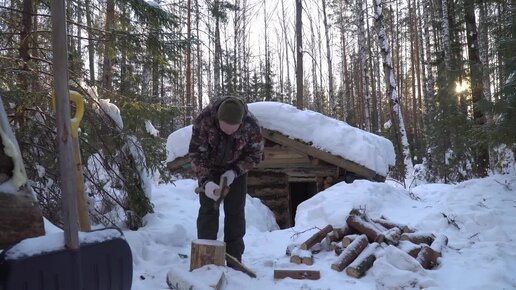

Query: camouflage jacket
<box><xmin>188</xmin><ymin>97</ymin><xmax>264</xmax><ymax>185</ymax></box>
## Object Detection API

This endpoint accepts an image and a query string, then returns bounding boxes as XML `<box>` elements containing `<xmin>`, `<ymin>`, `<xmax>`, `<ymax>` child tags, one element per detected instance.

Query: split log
<box><xmin>325</xmin><ymin>225</ymin><xmax>352</xmax><ymax>244</ymax></box>
<box><xmin>225</xmin><ymin>253</ymin><xmax>257</xmax><ymax>278</ymax></box>
<box><xmin>302</xmin><ymin>256</ymin><xmax>314</xmax><ymax>265</ymax></box>
<box><xmin>345</xmin><ymin>243</ymin><xmax>379</xmax><ymax>278</ymax></box>
<box><xmin>290</xmin><ymin>255</ymin><xmax>302</xmax><ymax>264</ymax></box>
<box><xmin>400</xmin><ymin>232</ymin><xmax>435</xmax><ymax>245</ymax></box>
<box><xmin>430</xmin><ymin>234</ymin><xmax>448</xmax><ymax>257</ymax></box>
<box><xmin>346</xmin><ymin>214</ymin><xmax>386</xmax><ymax>243</ymax></box>
<box><xmin>274</xmin><ymin>270</ymin><xmax>321</xmax><ymax>280</ymax></box>
<box><xmin>398</xmin><ymin>240</ymin><xmax>423</xmax><ymax>258</ymax></box>
<box><xmin>382</xmin><ymin>227</ymin><xmax>402</xmax><ymax>246</ymax></box>
<box><xmin>300</xmin><ymin>224</ymin><xmax>333</xmax><ymax>250</ymax></box>
<box><xmin>190</xmin><ymin>239</ymin><xmax>226</xmax><ymax>271</ymax></box>
<box><xmin>290</xmin><ymin>247</ymin><xmax>312</xmax><ymax>265</ymax></box>
<box><xmin>342</xmin><ymin>234</ymin><xmax>359</xmax><ymax>247</ymax></box>
<box><xmin>416</xmin><ymin>245</ymin><xmax>439</xmax><ymax>269</ymax></box>
<box><xmin>0</xmin><ymin>189</ymin><xmax>45</xmax><ymax>249</ymax></box>
<box><xmin>331</xmin><ymin>234</ymin><xmax>369</xmax><ymax>272</ymax></box>
<box><xmin>373</xmin><ymin>217</ymin><xmax>415</xmax><ymax>233</ymax></box>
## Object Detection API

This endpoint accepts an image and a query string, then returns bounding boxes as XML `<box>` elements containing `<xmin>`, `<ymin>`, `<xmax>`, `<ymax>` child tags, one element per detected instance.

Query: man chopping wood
<box><xmin>188</xmin><ymin>96</ymin><xmax>264</xmax><ymax>268</ymax></box>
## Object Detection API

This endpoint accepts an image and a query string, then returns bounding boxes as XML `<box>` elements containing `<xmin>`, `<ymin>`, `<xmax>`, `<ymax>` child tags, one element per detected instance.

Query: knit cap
<box><xmin>217</xmin><ymin>98</ymin><xmax>244</xmax><ymax>125</ymax></box>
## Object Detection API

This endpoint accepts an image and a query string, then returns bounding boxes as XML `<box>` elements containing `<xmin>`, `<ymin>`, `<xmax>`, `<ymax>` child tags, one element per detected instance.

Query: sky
<box><xmin>2</xmin><ymin>101</ymin><xmax>516</xmax><ymax>290</ymax></box>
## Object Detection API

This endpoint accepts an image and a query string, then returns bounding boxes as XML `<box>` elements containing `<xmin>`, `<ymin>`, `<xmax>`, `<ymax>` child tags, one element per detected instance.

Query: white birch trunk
<box><xmin>374</xmin><ymin>0</ymin><xmax>414</xmax><ymax>179</ymax></box>
<box><xmin>357</xmin><ymin>0</ymin><xmax>371</xmax><ymax>131</ymax></box>
<box><xmin>322</xmin><ymin>0</ymin><xmax>335</xmax><ymax>117</ymax></box>
<box><xmin>422</xmin><ymin>0</ymin><xmax>435</xmax><ymax>104</ymax></box>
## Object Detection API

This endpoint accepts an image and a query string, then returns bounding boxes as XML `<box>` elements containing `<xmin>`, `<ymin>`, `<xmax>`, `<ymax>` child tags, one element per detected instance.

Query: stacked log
<box><xmin>283</xmin><ymin>208</ymin><xmax>448</xmax><ymax>278</ymax></box>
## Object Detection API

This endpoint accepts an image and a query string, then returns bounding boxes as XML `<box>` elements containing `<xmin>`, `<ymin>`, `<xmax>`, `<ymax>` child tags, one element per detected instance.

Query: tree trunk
<box><xmin>465</xmin><ymin>0</ymin><xmax>489</xmax><ymax>177</ymax></box>
<box><xmin>322</xmin><ymin>0</ymin><xmax>335</xmax><ymax>117</ymax></box>
<box><xmin>357</xmin><ymin>0</ymin><xmax>371</xmax><ymax>131</ymax></box>
<box><xmin>102</xmin><ymin>0</ymin><xmax>115</xmax><ymax>91</ymax></box>
<box><xmin>213</xmin><ymin>0</ymin><xmax>222</xmax><ymax>99</ymax></box>
<box><xmin>441</xmin><ymin>0</ymin><xmax>451</xmax><ymax>72</ymax></box>
<box><xmin>18</xmin><ymin>0</ymin><xmax>32</xmax><ymax>92</ymax></box>
<box><xmin>281</xmin><ymin>0</ymin><xmax>291</xmax><ymax>103</ymax></box>
<box><xmin>295</xmin><ymin>0</ymin><xmax>304</xmax><ymax>109</ymax></box>
<box><xmin>85</xmin><ymin>0</ymin><xmax>95</xmax><ymax>84</ymax></box>
<box><xmin>309</xmin><ymin>17</ymin><xmax>319</xmax><ymax>111</ymax></box>
<box><xmin>195</xmin><ymin>0</ymin><xmax>203</xmax><ymax>111</ymax></box>
<box><xmin>185</xmin><ymin>0</ymin><xmax>192</xmax><ymax>124</ymax></box>
<box><xmin>374</xmin><ymin>0</ymin><xmax>414</xmax><ymax>181</ymax></box>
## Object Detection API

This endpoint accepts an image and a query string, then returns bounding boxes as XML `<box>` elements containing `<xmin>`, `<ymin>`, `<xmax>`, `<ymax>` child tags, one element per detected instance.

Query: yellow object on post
<box><xmin>52</xmin><ymin>91</ymin><xmax>91</xmax><ymax>231</ymax></box>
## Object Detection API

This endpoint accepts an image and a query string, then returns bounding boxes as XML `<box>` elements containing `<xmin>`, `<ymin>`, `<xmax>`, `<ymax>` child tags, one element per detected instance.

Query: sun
<box><xmin>455</xmin><ymin>81</ymin><xmax>469</xmax><ymax>94</ymax></box>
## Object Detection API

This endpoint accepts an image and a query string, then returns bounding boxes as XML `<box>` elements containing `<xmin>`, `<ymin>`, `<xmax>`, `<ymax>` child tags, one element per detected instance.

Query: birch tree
<box><xmin>357</xmin><ymin>0</ymin><xmax>371</xmax><ymax>131</ymax></box>
<box><xmin>295</xmin><ymin>0</ymin><xmax>304</xmax><ymax>109</ymax></box>
<box><xmin>374</xmin><ymin>0</ymin><xmax>414</xmax><ymax>181</ymax></box>
<box><xmin>322</xmin><ymin>0</ymin><xmax>335</xmax><ymax>117</ymax></box>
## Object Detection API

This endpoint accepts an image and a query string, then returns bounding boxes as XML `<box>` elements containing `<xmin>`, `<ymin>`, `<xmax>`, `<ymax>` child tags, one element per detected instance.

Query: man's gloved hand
<box><xmin>204</xmin><ymin>181</ymin><xmax>221</xmax><ymax>201</ymax></box>
<box><xmin>221</xmin><ymin>170</ymin><xmax>236</xmax><ymax>186</ymax></box>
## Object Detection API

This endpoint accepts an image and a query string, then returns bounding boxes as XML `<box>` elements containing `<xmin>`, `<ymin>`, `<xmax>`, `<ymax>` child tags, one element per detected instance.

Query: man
<box><xmin>188</xmin><ymin>96</ymin><xmax>264</xmax><ymax>267</ymax></box>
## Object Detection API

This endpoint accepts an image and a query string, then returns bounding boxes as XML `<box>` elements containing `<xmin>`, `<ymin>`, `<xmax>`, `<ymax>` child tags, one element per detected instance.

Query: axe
<box><xmin>195</xmin><ymin>176</ymin><xmax>231</xmax><ymax>210</ymax></box>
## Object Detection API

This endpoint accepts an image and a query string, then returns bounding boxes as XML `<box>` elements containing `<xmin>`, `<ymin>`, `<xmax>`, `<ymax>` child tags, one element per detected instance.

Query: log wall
<box><xmin>247</xmin><ymin>171</ymin><xmax>290</xmax><ymax>228</ymax></box>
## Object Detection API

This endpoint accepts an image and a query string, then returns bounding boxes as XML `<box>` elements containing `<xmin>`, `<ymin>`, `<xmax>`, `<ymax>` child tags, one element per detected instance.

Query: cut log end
<box><xmin>345</xmin><ymin>254</ymin><xmax>376</xmax><ymax>278</ymax></box>
<box><xmin>190</xmin><ymin>239</ymin><xmax>226</xmax><ymax>271</ymax></box>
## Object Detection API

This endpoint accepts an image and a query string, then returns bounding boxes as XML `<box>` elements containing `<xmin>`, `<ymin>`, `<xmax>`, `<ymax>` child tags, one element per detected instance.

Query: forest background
<box><xmin>0</xmin><ymin>0</ymin><xmax>514</xmax><ymax>229</ymax></box>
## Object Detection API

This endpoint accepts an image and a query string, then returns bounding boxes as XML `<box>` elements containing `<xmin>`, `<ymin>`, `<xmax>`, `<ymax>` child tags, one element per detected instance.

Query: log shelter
<box><xmin>167</xmin><ymin>128</ymin><xmax>387</xmax><ymax>229</ymax></box>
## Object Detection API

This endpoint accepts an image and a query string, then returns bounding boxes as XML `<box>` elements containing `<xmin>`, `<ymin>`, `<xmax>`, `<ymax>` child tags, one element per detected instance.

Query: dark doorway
<box><xmin>288</xmin><ymin>181</ymin><xmax>317</xmax><ymax>226</ymax></box>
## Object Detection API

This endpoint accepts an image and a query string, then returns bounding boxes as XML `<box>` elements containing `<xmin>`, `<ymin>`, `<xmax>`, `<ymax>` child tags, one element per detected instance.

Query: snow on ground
<box><xmin>125</xmin><ymin>172</ymin><xmax>516</xmax><ymax>290</ymax></box>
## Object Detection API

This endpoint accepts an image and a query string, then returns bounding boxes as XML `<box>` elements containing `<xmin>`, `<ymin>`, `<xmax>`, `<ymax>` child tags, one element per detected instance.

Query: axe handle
<box><xmin>194</xmin><ymin>176</ymin><xmax>231</xmax><ymax>208</ymax></box>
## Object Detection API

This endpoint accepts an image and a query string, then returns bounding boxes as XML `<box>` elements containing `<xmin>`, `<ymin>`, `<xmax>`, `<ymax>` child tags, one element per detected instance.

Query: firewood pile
<box><xmin>286</xmin><ymin>208</ymin><xmax>448</xmax><ymax>278</ymax></box>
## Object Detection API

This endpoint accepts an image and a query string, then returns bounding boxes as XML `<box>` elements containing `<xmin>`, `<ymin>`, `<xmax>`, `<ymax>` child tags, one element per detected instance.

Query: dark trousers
<box><xmin>197</xmin><ymin>173</ymin><xmax>247</xmax><ymax>262</ymax></box>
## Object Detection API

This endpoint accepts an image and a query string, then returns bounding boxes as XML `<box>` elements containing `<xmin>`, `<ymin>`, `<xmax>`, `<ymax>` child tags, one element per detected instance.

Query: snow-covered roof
<box><xmin>167</xmin><ymin>102</ymin><xmax>395</xmax><ymax>176</ymax></box>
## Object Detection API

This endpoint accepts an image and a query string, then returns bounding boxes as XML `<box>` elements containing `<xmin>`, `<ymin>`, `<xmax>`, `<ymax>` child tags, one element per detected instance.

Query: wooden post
<box><xmin>300</xmin><ymin>224</ymin><xmax>333</xmax><ymax>250</ymax></box>
<box><xmin>190</xmin><ymin>239</ymin><xmax>226</xmax><ymax>271</ymax></box>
